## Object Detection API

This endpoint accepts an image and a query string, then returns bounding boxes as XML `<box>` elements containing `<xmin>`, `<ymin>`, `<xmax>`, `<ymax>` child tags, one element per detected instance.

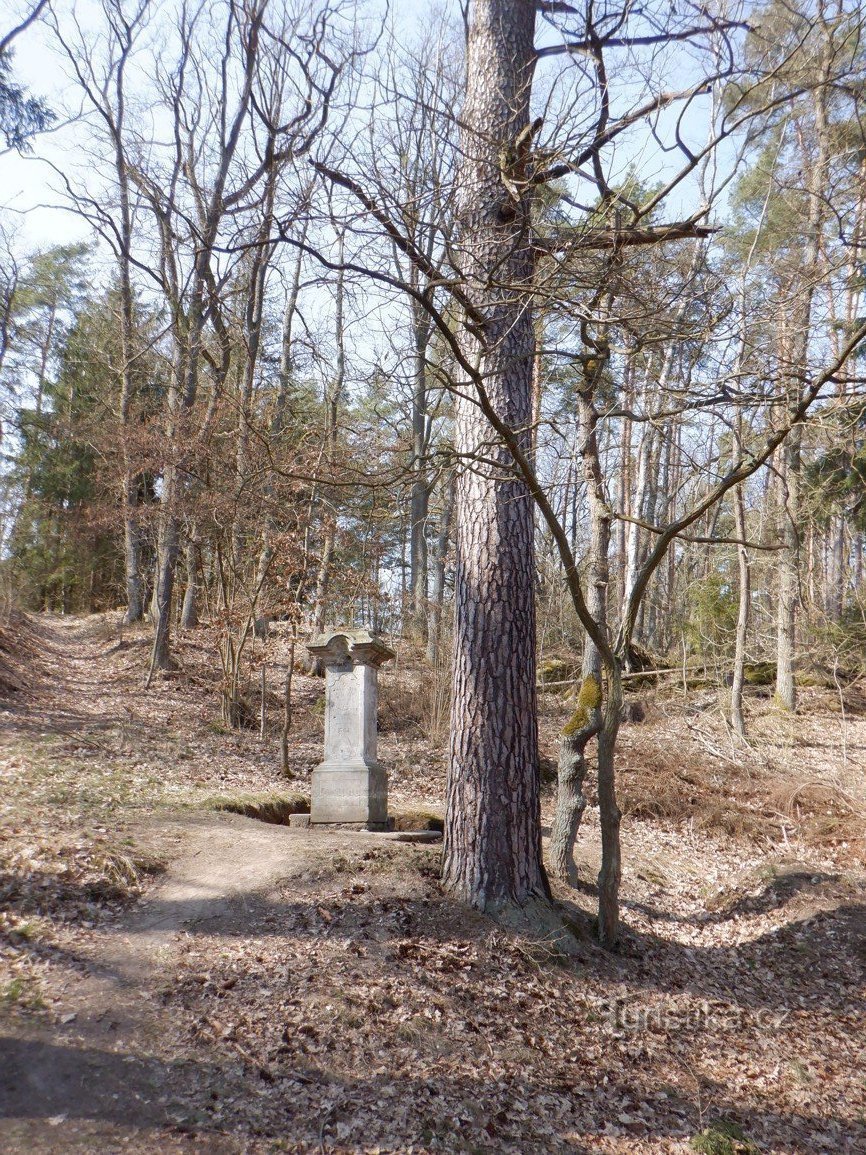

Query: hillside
<box><xmin>1</xmin><ymin>613</ymin><xmax>864</xmax><ymax>1154</ymax></box>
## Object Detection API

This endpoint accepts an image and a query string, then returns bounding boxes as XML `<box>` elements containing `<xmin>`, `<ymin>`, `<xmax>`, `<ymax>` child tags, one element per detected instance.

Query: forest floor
<box><xmin>1</xmin><ymin>611</ymin><xmax>865</xmax><ymax>1154</ymax></box>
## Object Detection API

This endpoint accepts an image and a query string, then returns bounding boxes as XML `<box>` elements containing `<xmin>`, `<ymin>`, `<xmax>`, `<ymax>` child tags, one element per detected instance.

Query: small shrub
<box><xmin>378</xmin><ymin>659</ymin><xmax>450</xmax><ymax>745</ymax></box>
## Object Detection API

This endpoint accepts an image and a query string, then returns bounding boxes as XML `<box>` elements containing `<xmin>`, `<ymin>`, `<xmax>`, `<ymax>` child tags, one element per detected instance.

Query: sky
<box><xmin>2</xmin><ymin>1</ymin><xmax>99</xmax><ymax>250</ymax></box>
<box><xmin>2</xmin><ymin>0</ymin><xmax>745</xmax><ymax>260</ymax></box>
<box><xmin>0</xmin><ymin>0</ymin><xmax>423</xmax><ymax>251</ymax></box>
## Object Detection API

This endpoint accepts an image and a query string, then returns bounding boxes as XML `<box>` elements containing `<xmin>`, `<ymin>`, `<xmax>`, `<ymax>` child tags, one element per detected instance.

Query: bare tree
<box><xmin>126</xmin><ymin>0</ymin><xmax>345</xmax><ymax>677</ymax></box>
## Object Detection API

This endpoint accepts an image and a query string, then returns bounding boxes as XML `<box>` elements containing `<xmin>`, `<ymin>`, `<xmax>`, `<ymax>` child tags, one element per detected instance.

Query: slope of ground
<box><xmin>1</xmin><ymin>613</ymin><xmax>864</xmax><ymax>1153</ymax></box>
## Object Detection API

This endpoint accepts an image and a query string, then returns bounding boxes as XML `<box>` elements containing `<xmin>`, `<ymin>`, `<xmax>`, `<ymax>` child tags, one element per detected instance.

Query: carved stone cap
<box><xmin>307</xmin><ymin>628</ymin><xmax>394</xmax><ymax>668</ymax></box>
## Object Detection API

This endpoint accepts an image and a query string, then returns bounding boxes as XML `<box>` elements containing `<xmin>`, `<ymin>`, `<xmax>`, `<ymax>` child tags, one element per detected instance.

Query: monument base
<box><xmin>310</xmin><ymin>761</ymin><xmax>388</xmax><ymax>825</ymax></box>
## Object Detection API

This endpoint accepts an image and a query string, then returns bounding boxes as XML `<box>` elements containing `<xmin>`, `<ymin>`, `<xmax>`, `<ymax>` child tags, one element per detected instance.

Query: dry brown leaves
<box><xmin>1</xmin><ymin>614</ymin><xmax>865</xmax><ymax>1153</ymax></box>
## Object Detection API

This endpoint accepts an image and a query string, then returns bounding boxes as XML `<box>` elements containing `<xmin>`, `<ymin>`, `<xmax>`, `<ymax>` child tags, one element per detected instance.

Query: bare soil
<box><xmin>1</xmin><ymin>613</ymin><xmax>864</xmax><ymax>1154</ymax></box>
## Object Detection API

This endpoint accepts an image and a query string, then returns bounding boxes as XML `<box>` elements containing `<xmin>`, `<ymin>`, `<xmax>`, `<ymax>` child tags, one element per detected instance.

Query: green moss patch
<box><xmin>691</xmin><ymin>1119</ymin><xmax>760</xmax><ymax>1154</ymax></box>
<box><xmin>390</xmin><ymin>809</ymin><xmax>444</xmax><ymax>833</ymax></box>
<box><xmin>562</xmin><ymin>674</ymin><xmax>602</xmax><ymax>735</ymax></box>
<box><xmin>538</xmin><ymin>658</ymin><xmax>578</xmax><ymax>686</ymax></box>
<box><xmin>743</xmin><ymin>661</ymin><xmax>776</xmax><ymax>686</ymax></box>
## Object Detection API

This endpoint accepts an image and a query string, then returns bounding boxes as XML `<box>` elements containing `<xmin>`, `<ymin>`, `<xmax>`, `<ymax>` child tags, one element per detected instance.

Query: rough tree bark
<box><xmin>596</xmin><ymin>666</ymin><xmax>622</xmax><ymax>945</ymax></box>
<box><xmin>441</xmin><ymin>0</ymin><xmax>554</xmax><ymax>930</ymax></box>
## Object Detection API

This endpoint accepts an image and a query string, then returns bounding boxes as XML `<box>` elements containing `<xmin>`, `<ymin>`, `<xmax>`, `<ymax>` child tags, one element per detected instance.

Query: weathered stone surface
<box><xmin>307</xmin><ymin>629</ymin><xmax>393</xmax><ymax>827</ymax></box>
<box><xmin>311</xmin><ymin>762</ymin><xmax>387</xmax><ymax>824</ymax></box>
<box><xmin>307</xmin><ymin>628</ymin><xmax>394</xmax><ymax>669</ymax></box>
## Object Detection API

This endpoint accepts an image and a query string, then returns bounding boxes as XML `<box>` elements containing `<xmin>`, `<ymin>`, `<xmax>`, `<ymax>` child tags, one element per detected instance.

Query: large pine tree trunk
<box><xmin>775</xmin><ymin>429</ymin><xmax>800</xmax><ymax>711</ymax></box>
<box><xmin>441</xmin><ymin>0</ymin><xmax>552</xmax><ymax>927</ymax></box>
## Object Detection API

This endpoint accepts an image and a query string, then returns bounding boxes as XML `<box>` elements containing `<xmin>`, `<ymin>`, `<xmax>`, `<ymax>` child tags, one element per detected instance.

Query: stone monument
<box><xmin>307</xmin><ymin>628</ymin><xmax>394</xmax><ymax>828</ymax></box>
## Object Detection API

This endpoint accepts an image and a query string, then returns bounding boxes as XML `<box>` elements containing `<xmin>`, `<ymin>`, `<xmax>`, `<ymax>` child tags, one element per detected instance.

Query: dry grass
<box><xmin>379</xmin><ymin>653</ymin><xmax>451</xmax><ymax>745</ymax></box>
<box><xmin>1</xmin><ymin>615</ymin><xmax>865</xmax><ymax>1154</ymax></box>
<box><xmin>207</xmin><ymin>790</ymin><xmax>309</xmax><ymax>824</ymax></box>
<box><xmin>0</xmin><ymin>612</ymin><xmax>46</xmax><ymax>698</ymax></box>
<box><xmin>536</xmin><ymin>677</ymin><xmax>866</xmax><ymax>862</ymax></box>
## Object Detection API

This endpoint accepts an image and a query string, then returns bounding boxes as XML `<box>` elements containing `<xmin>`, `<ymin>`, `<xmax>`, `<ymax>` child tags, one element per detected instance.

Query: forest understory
<box><xmin>0</xmin><ymin>611</ymin><xmax>864</xmax><ymax>1154</ymax></box>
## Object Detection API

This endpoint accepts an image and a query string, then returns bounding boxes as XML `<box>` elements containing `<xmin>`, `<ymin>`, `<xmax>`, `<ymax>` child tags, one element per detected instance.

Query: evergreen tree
<box><xmin>9</xmin><ymin>299</ymin><xmax>121</xmax><ymax>611</ymax></box>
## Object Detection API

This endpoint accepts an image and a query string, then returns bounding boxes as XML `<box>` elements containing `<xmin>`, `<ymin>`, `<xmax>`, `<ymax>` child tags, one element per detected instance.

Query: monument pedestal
<box><xmin>307</xmin><ymin>630</ymin><xmax>394</xmax><ymax>828</ymax></box>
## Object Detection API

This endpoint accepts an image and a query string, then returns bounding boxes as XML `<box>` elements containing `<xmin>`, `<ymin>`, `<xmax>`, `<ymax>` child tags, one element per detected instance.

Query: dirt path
<box><xmin>0</xmin><ymin>615</ymin><xmax>375</xmax><ymax>1152</ymax></box>
<box><xmin>4</xmin><ymin>809</ymin><xmax>293</xmax><ymax>1151</ymax></box>
<box><xmin>2</xmin><ymin>798</ymin><xmax>392</xmax><ymax>1153</ymax></box>
<box><xmin>2</xmin><ymin>614</ymin><xmax>866</xmax><ymax>1154</ymax></box>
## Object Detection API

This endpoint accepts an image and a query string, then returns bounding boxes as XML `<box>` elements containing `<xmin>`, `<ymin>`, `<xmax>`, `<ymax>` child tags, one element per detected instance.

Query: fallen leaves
<box><xmin>1</xmin><ymin>614</ymin><xmax>865</xmax><ymax>1153</ymax></box>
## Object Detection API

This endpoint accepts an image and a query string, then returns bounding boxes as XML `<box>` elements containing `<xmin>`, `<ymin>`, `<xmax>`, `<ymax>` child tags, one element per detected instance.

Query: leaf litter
<box><xmin>0</xmin><ymin>612</ymin><xmax>864</xmax><ymax>1153</ymax></box>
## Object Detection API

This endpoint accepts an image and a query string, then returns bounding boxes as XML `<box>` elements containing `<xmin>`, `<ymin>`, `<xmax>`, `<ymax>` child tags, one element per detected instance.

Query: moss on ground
<box><xmin>691</xmin><ymin>1119</ymin><xmax>760</xmax><ymax>1154</ymax></box>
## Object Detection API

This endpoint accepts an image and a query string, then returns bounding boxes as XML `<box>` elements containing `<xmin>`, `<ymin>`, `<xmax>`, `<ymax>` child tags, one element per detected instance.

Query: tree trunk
<box><xmin>549</xmin><ymin>369</ymin><xmax>609</xmax><ymax>884</ymax></box>
<box><xmin>828</xmin><ymin>515</ymin><xmax>845</xmax><ymax>623</ymax></box>
<box><xmin>597</xmin><ymin>667</ymin><xmax>623</xmax><ymax>947</ymax></box>
<box><xmin>854</xmin><ymin>532</ymin><xmax>863</xmax><ymax>592</ymax></box>
<box><xmin>616</xmin><ymin>357</ymin><xmax>633</xmax><ymax>607</ymax></box>
<box><xmin>442</xmin><ymin>0</ymin><xmax>553</xmax><ymax>929</ymax></box>
<box><xmin>775</xmin><ymin>428</ymin><xmax>800</xmax><ymax>712</ymax></box>
<box><xmin>774</xmin><ymin>61</ymin><xmax>830</xmax><ymax>710</ymax></box>
<box><xmin>307</xmin><ymin>234</ymin><xmax>345</xmax><ymax>663</ymax></box>
<box><xmin>529</xmin><ymin>322</ymin><xmax>543</xmax><ymax>467</ymax></box>
<box><xmin>149</xmin><ymin>337</ymin><xmax>190</xmax><ymax>671</ymax></box>
<box><xmin>181</xmin><ymin>533</ymin><xmax>198</xmax><ymax>629</ymax></box>
<box><xmin>409</xmin><ymin>306</ymin><xmax>432</xmax><ymax>640</ymax></box>
<box><xmin>257</xmin><ymin>225</ymin><xmax>306</xmax><ymax>593</ymax></box>
<box><xmin>114</xmin><ymin>64</ymin><xmax>144</xmax><ymax>627</ymax></box>
<box><xmin>122</xmin><ymin>497</ymin><xmax>144</xmax><ymax>625</ymax></box>
<box><xmin>731</xmin><ymin>480</ymin><xmax>750</xmax><ymax>738</ymax></box>
<box><xmin>150</xmin><ymin>492</ymin><xmax>180</xmax><ymax>674</ymax></box>
<box><xmin>549</xmin><ymin>724</ymin><xmax>590</xmax><ymax>885</ymax></box>
<box><xmin>622</xmin><ymin>425</ymin><xmax>652</xmax><ymax>659</ymax></box>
